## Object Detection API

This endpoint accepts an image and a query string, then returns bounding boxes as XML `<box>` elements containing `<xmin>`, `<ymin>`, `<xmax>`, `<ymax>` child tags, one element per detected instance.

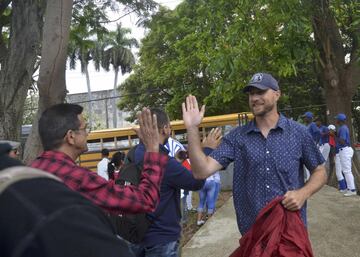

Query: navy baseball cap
<box><xmin>303</xmin><ymin>112</ymin><xmax>313</xmax><ymax>119</ymax></box>
<box><xmin>335</xmin><ymin>113</ymin><xmax>346</xmax><ymax>121</ymax></box>
<box><xmin>243</xmin><ymin>73</ymin><xmax>279</xmax><ymax>93</ymax></box>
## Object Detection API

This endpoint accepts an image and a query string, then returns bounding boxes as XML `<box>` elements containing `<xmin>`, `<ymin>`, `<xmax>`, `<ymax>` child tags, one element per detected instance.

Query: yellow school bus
<box><xmin>79</xmin><ymin>112</ymin><xmax>253</xmax><ymax>171</ymax></box>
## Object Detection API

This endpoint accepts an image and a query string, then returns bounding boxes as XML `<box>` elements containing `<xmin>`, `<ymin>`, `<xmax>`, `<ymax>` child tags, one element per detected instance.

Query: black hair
<box><xmin>176</xmin><ymin>150</ymin><xmax>188</xmax><ymax>162</ymax></box>
<box><xmin>150</xmin><ymin>108</ymin><xmax>170</xmax><ymax>129</ymax></box>
<box><xmin>101</xmin><ymin>148</ymin><xmax>109</xmax><ymax>157</ymax></box>
<box><xmin>0</xmin><ymin>150</ymin><xmax>23</xmax><ymax>171</ymax></box>
<box><xmin>38</xmin><ymin>103</ymin><xmax>83</xmax><ymax>150</ymax></box>
<box><xmin>110</xmin><ymin>151</ymin><xmax>125</xmax><ymax>167</ymax></box>
<box><xmin>107</xmin><ymin>151</ymin><xmax>125</xmax><ymax>179</ymax></box>
<box><xmin>0</xmin><ymin>143</ymin><xmax>12</xmax><ymax>155</ymax></box>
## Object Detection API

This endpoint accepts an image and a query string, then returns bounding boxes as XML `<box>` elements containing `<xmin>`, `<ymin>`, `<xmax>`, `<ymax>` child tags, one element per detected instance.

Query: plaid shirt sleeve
<box><xmin>31</xmin><ymin>151</ymin><xmax>167</xmax><ymax>214</ymax></box>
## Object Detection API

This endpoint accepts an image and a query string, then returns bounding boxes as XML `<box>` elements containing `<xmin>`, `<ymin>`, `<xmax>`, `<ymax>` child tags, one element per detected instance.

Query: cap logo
<box><xmin>250</xmin><ymin>73</ymin><xmax>263</xmax><ymax>83</ymax></box>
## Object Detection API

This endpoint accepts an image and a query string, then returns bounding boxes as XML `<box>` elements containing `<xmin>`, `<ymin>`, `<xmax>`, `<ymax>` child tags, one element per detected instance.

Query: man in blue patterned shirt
<box><xmin>182</xmin><ymin>72</ymin><xmax>327</xmax><ymax>235</ymax></box>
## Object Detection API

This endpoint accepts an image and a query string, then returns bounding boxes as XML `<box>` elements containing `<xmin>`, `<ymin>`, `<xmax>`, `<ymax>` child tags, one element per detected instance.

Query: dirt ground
<box><xmin>180</xmin><ymin>191</ymin><xmax>233</xmax><ymax>247</ymax></box>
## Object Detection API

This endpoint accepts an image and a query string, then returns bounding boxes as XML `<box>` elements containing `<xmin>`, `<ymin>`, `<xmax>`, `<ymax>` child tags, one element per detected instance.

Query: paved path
<box><xmin>182</xmin><ymin>185</ymin><xmax>360</xmax><ymax>257</ymax></box>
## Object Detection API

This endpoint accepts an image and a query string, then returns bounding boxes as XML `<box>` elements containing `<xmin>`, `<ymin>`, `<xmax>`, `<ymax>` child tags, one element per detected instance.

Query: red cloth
<box><xmin>182</xmin><ymin>159</ymin><xmax>191</xmax><ymax>171</ymax></box>
<box><xmin>230</xmin><ymin>197</ymin><xmax>314</xmax><ymax>257</ymax></box>
<box><xmin>30</xmin><ymin>150</ymin><xmax>167</xmax><ymax>215</ymax></box>
<box><xmin>329</xmin><ymin>134</ymin><xmax>336</xmax><ymax>147</ymax></box>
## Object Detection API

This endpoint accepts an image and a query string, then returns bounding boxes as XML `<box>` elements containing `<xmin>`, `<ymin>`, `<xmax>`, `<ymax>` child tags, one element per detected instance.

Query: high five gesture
<box><xmin>182</xmin><ymin>95</ymin><xmax>206</xmax><ymax>129</ymax></box>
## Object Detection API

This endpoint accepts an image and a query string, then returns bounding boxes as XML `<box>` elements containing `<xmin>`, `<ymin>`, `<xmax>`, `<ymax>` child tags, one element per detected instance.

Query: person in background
<box><xmin>328</xmin><ymin>124</ymin><xmax>336</xmax><ymax>155</ymax></box>
<box><xmin>166</xmin><ymin>138</ymin><xmax>195</xmax><ymax>214</ymax></box>
<box><xmin>0</xmin><ymin>140</ymin><xmax>20</xmax><ymax>159</ymax></box>
<box><xmin>97</xmin><ymin>148</ymin><xmax>110</xmax><ymax>180</ymax></box>
<box><xmin>329</xmin><ymin>124</ymin><xmax>347</xmax><ymax>192</ymax></box>
<box><xmin>175</xmin><ymin>150</ymin><xmax>196</xmax><ymax>213</ymax></box>
<box><xmin>174</xmin><ymin>150</ymin><xmax>191</xmax><ymax>223</ymax></box>
<box><xmin>316</xmin><ymin>119</ymin><xmax>330</xmax><ymax>162</ymax></box>
<box><xmin>196</xmin><ymin>173</ymin><xmax>217</xmax><ymax>226</ymax></box>
<box><xmin>212</xmin><ymin>171</ymin><xmax>221</xmax><ymax>208</ymax></box>
<box><xmin>108</xmin><ymin>151</ymin><xmax>126</xmax><ymax>181</ymax></box>
<box><xmin>130</xmin><ymin>108</ymin><xmax>209</xmax><ymax>257</ymax></box>
<box><xmin>302</xmin><ymin>112</ymin><xmax>321</xmax><ymax>181</ymax></box>
<box><xmin>303</xmin><ymin>112</ymin><xmax>320</xmax><ymax>145</ymax></box>
<box><xmin>165</xmin><ymin>137</ymin><xmax>186</xmax><ymax>157</ymax></box>
<box><xmin>335</xmin><ymin>113</ymin><xmax>356</xmax><ymax>196</ymax></box>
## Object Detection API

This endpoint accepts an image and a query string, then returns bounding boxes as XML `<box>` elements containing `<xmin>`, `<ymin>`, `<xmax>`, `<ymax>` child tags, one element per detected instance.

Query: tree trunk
<box><xmin>23</xmin><ymin>0</ymin><xmax>73</xmax><ymax>164</ymax></box>
<box><xmin>0</xmin><ymin>0</ymin><xmax>45</xmax><ymax>141</ymax></box>
<box><xmin>84</xmin><ymin>64</ymin><xmax>93</xmax><ymax>129</ymax></box>
<box><xmin>105</xmin><ymin>98</ymin><xmax>109</xmax><ymax>128</ymax></box>
<box><xmin>310</xmin><ymin>0</ymin><xmax>360</xmax><ymax>189</ymax></box>
<box><xmin>112</xmin><ymin>67</ymin><xmax>119</xmax><ymax>128</ymax></box>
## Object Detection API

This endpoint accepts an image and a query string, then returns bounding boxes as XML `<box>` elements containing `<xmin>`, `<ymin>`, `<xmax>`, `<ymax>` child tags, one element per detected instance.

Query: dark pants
<box><xmin>129</xmin><ymin>241</ymin><xmax>179</xmax><ymax>257</ymax></box>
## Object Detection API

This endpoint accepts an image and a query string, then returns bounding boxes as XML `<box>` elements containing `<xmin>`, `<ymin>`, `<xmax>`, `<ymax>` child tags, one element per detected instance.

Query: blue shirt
<box><xmin>337</xmin><ymin>124</ymin><xmax>351</xmax><ymax>148</ymax></box>
<box><xmin>135</xmin><ymin>143</ymin><xmax>205</xmax><ymax>246</ymax></box>
<box><xmin>319</xmin><ymin>125</ymin><xmax>329</xmax><ymax>145</ymax></box>
<box><xmin>307</xmin><ymin>122</ymin><xmax>320</xmax><ymax>144</ymax></box>
<box><xmin>210</xmin><ymin>115</ymin><xmax>324</xmax><ymax>235</ymax></box>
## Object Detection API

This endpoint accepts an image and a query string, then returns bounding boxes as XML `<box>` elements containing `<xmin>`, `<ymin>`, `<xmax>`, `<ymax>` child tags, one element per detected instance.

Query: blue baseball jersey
<box><xmin>319</xmin><ymin>125</ymin><xmax>329</xmax><ymax>145</ymax></box>
<box><xmin>307</xmin><ymin>122</ymin><xmax>320</xmax><ymax>144</ymax></box>
<box><xmin>337</xmin><ymin>124</ymin><xmax>351</xmax><ymax>148</ymax></box>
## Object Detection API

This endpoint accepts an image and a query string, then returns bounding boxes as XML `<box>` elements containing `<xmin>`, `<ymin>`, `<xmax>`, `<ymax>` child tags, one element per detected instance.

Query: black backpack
<box><xmin>111</xmin><ymin>145</ymin><xmax>172</xmax><ymax>244</ymax></box>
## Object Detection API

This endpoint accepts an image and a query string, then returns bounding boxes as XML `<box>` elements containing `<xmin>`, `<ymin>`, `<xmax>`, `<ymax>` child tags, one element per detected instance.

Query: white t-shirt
<box><xmin>97</xmin><ymin>158</ymin><xmax>109</xmax><ymax>180</ymax></box>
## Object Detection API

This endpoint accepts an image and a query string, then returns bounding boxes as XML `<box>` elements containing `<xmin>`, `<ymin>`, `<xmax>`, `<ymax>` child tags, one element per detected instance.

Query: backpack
<box><xmin>111</xmin><ymin>145</ymin><xmax>172</xmax><ymax>244</ymax></box>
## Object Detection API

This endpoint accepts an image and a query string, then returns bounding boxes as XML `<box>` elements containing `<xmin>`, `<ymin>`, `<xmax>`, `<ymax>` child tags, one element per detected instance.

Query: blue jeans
<box><xmin>129</xmin><ymin>241</ymin><xmax>179</xmax><ymax>257</ymax></box>
<box><xmin>198</xmin><ymin>179</ymin><xmax>216</xmax><ymax>214</ymax></box>
<box><xmin>214</xmin><ymin>182</ymin><xmax>221</xmax><ymax>204</ymax></box>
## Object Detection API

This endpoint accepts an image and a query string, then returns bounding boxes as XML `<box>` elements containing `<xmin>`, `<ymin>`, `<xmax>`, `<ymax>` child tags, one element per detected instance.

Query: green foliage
<box><xmin>101</xmin><ymin>24</ymin><xmax>138</xmax><ymax>74</ymax></box>
<box><xmin>118</xmin><ymin>0</ymin><xmax>326</xmax><ymax>121</ymax></box>
<box><xmin>23</xmin><ymin>91</ymin><xmax>39</xmax><ymax>125</ymax></box>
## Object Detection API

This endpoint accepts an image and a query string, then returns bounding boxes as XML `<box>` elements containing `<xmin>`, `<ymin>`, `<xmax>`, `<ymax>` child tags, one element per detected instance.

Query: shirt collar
<box><xmin>39</xmin><ymin>150</ymin><xmax>76</xmax><ymax>165</ymax></box>
<box><xmin>245</xmin><ymin>113</ymin><xmax>286</xmax><ymax>134</ymax></box>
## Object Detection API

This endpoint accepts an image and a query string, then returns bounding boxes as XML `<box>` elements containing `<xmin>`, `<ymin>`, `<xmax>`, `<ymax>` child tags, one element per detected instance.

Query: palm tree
<box><xmin>100</xmin><ymin>24</ymin><xmax>138</xmax><ymax>128</ymax></box>
<box><xmin>68</xmin><ymin>26</ymin><xmax>96</xmax><ymax>129</ymax></box>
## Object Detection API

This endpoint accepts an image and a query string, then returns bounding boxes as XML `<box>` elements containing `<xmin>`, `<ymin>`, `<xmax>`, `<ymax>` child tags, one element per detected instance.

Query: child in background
<box><xmin>108</xmin><ymin>151</ymin><xmax>125</xmax><ymax>181</ymax></box>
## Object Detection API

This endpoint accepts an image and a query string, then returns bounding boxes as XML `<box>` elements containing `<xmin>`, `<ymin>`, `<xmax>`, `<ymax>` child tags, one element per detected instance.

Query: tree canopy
<box><xmin>119</xmin><ymin>0</ymin><xmax>359</xmax><ymax>122</ymax></box>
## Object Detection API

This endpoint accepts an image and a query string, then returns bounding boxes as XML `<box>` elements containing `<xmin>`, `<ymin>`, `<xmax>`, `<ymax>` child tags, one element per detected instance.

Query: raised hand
<box><xmin>182</xmin><ymin>95</ymin><xmax>205</xmax><ymax>129</ymax></box>
<box><xmin>133</xmin><ymin>108</ymin><xmax>159</xmax><ymax>152</ymax></box>
<box><xmin>202</xmin><ymin>127</ymin><xmax>222</xmax><ymax>149</ymax></box>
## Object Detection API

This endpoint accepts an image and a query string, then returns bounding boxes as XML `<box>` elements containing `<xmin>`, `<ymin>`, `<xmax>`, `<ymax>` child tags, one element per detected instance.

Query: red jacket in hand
<box><xmin>230</xmin><ymin>197</ymin><xmax>314</xmax><ymax>257</ymax></box>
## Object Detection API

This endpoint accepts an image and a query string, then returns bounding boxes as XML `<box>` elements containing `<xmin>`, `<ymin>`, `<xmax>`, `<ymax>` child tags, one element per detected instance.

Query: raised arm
<box><xmin>134</xmin><ymin>108</ymin><xmax>159</xmax><ymax>153</ymax></box>
<box><xmin>182</xmin><ymin>95</ymin><xmax>222</xmax><ymax>179</ymax></box>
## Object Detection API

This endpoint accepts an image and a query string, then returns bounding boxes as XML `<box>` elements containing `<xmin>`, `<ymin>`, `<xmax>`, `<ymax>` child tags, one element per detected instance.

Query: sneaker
<box><xmin>339</xmin><ymin>189</ymin><xmax>347</xmax><ymax>193</ymax></box>
<box><xmin>344</xmin><ymin>190</ymin><xmax>357</xmax><ymax>197</ymax></box>
<box><xmin>196</xmin><ymin>220</ymin><xmax>205</xmax><ymax>226</ymax></box>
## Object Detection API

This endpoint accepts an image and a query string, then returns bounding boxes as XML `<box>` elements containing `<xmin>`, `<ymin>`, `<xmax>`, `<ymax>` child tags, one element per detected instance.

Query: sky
<box><xmin>66</xmin><ymin>0</ymin><xmax>183</xmax><ymax>94</ymax></box>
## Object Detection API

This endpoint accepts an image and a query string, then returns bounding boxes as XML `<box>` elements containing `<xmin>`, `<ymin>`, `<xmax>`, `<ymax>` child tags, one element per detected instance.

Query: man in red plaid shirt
<box><xmin>31</xmin><ymin>104</ymin><xmax>167</xmax><ymax>214</ymax></box>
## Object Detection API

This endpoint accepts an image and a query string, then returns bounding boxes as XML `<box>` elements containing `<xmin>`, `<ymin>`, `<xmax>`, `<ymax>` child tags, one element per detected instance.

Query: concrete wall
<box><xmin>66</xmin><ymin>90</ymin><xmax>132</xmax><ymax>129</ymax></box>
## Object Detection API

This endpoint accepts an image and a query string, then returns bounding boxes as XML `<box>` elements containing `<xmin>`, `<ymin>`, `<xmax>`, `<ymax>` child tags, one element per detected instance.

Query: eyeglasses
<box><xmin>75</xmin><ymin>124</ymin><xmax>91</xmax><ymax>134</ymax></box>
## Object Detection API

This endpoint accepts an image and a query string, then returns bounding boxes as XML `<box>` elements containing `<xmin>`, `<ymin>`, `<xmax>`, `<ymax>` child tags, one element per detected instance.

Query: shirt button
<box><xmin>266</xmin><ymin>185</ymin><xmax>270</xmax><ymax>189</ymax></box>
<box><xmin>266</xmin><ymin>150</ymin><xmax>270</xmax><ymax>154</ymax></box>
<box><xmin>266</xmin><ymin>168</ymin><xmax>269</xmax><ymax>171</ymax></box>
